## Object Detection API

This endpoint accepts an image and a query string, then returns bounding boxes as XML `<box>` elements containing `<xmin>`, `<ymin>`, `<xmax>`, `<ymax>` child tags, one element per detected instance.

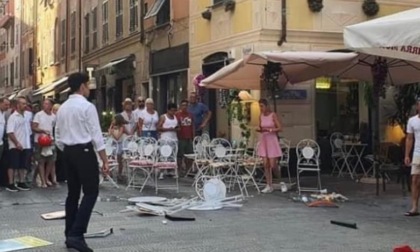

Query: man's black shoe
<box><xmin>16</xmin><ymin>183</ymin><xmax>30</xmax><ymax>191</ymax></box>
<box><xmin>6</xmin><ymin>184</ymin><xmax>19</xmax><ymax>192</ymax></box>
<box><xmin>65</xmin><ymin>236</ymin><xmax>93</xmax><ymax>252</ymax></box>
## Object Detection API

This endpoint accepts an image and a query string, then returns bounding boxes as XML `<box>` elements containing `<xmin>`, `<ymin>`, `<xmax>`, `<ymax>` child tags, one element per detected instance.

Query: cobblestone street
<box><xmin>0</xmin><ymin>177</ymin><xmax>419</xmax><ymax>252</ymax></box>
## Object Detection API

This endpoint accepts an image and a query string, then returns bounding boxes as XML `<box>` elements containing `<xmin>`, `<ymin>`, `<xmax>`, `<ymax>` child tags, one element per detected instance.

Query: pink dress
<box><xmin>257</xmin><ymin>113</ymin><xmax>282</xmax><ymax>158</ymax></box>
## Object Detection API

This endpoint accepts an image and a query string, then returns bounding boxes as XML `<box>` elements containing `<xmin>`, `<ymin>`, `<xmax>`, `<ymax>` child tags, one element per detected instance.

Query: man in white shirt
<box><xmin>405</xmin><ymin>101</ymin><xmax>420</xmax><ymax>217</ymax></box>
<box><xmin>32</xmin><ymin>99</ymin><xmax>56</xmax><ymax>188</ymax></box>
<box><xmin>133</xmin><ymin>96</ymin><xmax>145</xmax><ymax>135</ymax></box>
<box><xmin>6</xmin><ymin>96</ymin><xmax>32</xmax><ymax>192</ymax></box>
<box><xmin>55</xmin><ymin>72</ymin><xmax>108</xmax><ymax>252</ymax></box>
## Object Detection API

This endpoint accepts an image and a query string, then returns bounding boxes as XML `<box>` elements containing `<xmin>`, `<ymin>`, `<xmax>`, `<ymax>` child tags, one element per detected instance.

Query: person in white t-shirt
<box><xmin>405</xmin><ymin>101</ymin><xmax>420</xmax><ymax>217</ymax></box>
<box><xmin>157</xmin><ymin>103</ymin><xmax>179</xmax><ymax>180</ymax></box>
<box><xmin>120</xmin><ymin>98</ymin><xmax>137</xmax><ymax>136</ymax></box>
<box><xmin>133</xmin><ymin>96</ymin><xmax>145</xmax><ymax>135</ymax></box>
<box><xmin>6</xmin><ymin>96</ymin><xmax>32</xmax><ymax>192</ymax></box>
<box><xmin>32</xmin><ymin>99</ymin><xmax>57</xmax><ymax>188</ymax></box>
<box><xmin>138</xmin><ymin>98</ymin><xmax>159</xmax><ymax>139</ymax></box>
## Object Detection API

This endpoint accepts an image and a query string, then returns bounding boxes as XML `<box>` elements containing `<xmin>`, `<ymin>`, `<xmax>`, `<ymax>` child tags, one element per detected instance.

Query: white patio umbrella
<box><xmin>344</xmin><ymin>7</ymin><xmax>420</xmax><ymax>63</ymax></box>
<box><xmin>200</xmin><ymin>51</ymin><xmax>358</xmax><ymax>90</ymax></box>
<box><xmin>334</xmin><ymin>51</ymin><xmax>420</xmax><ymax>85</ymax></box>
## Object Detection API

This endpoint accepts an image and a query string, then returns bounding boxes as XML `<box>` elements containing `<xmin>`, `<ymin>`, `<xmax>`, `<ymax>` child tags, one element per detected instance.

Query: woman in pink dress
<box><xmin>257</xmin><ymin>99</ymin><xmax>282</xmax><ymax>193</ymax></box>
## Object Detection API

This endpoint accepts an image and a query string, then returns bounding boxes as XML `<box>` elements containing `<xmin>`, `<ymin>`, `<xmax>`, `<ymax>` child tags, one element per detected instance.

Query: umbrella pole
<box><xmin>371</xmin><ymin>96</ymin><xmax>380</xmax><ymax>196</ymax></box>
<box><xmin>371</xmin><ymin>57</ymin><xmax>389</xmax><ymax>196</ymax></box>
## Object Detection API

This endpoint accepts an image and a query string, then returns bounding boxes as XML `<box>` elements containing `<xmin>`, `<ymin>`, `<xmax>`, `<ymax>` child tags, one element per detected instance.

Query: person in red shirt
<box><xmin>176</xmin><ymin>100</ymin><xmax>194</xmax><ymax>176</ymax></box>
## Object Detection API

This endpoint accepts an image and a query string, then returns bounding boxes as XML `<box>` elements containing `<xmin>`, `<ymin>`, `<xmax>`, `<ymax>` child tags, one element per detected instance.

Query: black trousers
<box><xmin>63</xmin><ymin>142</ymin><xmax>99</xmax><ymax>238</ymax></box>
<box><xmin>55</xmin><ymin>149</ymin><xmax>67</xmax><ymax>182</ymax></box>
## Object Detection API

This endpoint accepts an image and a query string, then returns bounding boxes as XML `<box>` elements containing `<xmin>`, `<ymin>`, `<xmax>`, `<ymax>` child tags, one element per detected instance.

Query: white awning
<box><xmin>60</xmin><ymin>87</ymin><xmax>70</xmax><ymax>94</ymax></box>
<box><xmin>8</xmin><ymin>90</ymin><xmax>19</xmax><ymax>100</ymax></box>
<box><xmin>96</xmin><ymin>58</ymin><xmax>128</xmax><ymax>71</ymax></box>
<box><xmin>33</xmin><ymin>76</ymin><xmax>68</xmax><ymax>96</ymax></box>
<box><xmin>18</xmin><ymin>87</ymin><xmax>32</xmax><ymax>97</ymax></box>
<box><xmin>144</xmin><ymin>0</ymin><xmax>166</xmax><ymax>19</ymax></box>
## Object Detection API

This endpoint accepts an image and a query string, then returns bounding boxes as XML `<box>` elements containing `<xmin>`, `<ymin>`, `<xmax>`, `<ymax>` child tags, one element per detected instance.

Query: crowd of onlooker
<box><xmin>107</xmin><ymin>92</ymin><xmax>211</xmax><ymax>181</ymax></box>
<box><xmin>0</xmin><ymin>91</ymin><xmax>211</xmax><ymax>191</ymax></box>
<box><xmin>0</xmin><ymin>97</ymin><xmax>63</xmax><ymax>192</ymax></box>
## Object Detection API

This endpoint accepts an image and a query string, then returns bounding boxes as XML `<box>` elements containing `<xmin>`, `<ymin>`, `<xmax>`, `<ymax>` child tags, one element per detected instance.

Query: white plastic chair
<box><xmin>296</xmin><ymin>139</ymin><xmax>322</xmax><ymax>194</ymax></box>
<box><xmin>154</xmin><ymin>139</ymin><xmax>179</xmax><ymax>194</ymax></box>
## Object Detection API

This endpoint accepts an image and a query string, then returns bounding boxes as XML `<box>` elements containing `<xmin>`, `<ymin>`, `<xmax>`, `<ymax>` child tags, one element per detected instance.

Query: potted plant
<box><xmin>362</xmin><ymin>0</ymin><xmax>379</xmax><ymax>17</ymax></box>
<box><xmin>227</xmin><ymin>90</ymin><xmax>251</xmax><ymax>148</ymax></box>
<box><xmin>308</xmin><ymin>0</ymin><xmax>323</xmax><ymax>13</ymax></box>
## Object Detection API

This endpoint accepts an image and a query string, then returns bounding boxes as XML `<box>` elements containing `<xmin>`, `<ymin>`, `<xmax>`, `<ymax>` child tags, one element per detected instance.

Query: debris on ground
<box><xmin>84</xmin><ymin>228</ymin><xmax>113</xmax><ymax>238</ymax></box>
<box><xmin>122</xmin><ymin>178</ymin><xmax>245</xmax><ymax>216</ymax></box>
<box><xmin>290</xmin><ymin>191</ymin><xmax>349</xmax><ymax>208</ymax></box>
<box><xmin>41</xmin><ymin>210</ymin><xmax>65</xmax><ymax>220</ymax></box>
<box><xmin>330</xmin><ymin>220</ymin><xmax>357</xmax><ymax>229</ymax></box>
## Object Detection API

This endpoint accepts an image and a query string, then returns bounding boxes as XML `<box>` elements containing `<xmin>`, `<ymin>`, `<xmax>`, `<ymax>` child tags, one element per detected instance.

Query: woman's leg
<box><xmin>37</xmin><ymin>160</ymin><xmax>47</xmax><ymax>187</ymax></box>
<box><xmin>263</xmin><ymin>157</ymin><xmax>270</xmax><ymax>187</ymax></box>
<box><xmin>268</xmin><ymin>158</ymin><xmax>278</xmax><ymax>188</ymax></box>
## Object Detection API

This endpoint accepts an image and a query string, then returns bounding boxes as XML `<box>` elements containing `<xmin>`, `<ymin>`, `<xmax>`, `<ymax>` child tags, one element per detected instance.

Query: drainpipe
<box><xmin>78</xmin><ymin>0</ymin><xmax>82</xmax><ymax>72</ymax></box>
<box><xmin>65</xmin><ymin>0</ymin><xmax>69</xmax><ymax>73</ymax></box>
<box><xmin>140</xmin><ymin>0</ymin><xmax>145</xmax><ymax>44</ymax></box>
<box><xmin>32</xmin><ymin>0</ymin><xmax>37</xmax><ymax>89</ymax></box>
<box><xmin>19</xmin><ymin>0</ymin><xmax>23</xmax><ymax>89</ymax></box>
<box><xmin>277</xmin><ymin>0</ymin><xmax>287</xmax><ymax>46</ymax></box>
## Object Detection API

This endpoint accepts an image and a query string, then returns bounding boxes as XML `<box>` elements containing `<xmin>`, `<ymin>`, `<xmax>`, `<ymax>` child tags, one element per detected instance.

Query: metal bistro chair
<box><xmin>296</xmin><ymin>139</ymin><xmax>322</xmax><ymax>195</ymax></box>
<box><xmin>126</xmin><ymin>137</ymin><xmax>156</xmax><ymax>192</ymax></box>
<box><xmin>154</xmin><ymin>139</ymin><xmax>179</xmax><ymax>194</ymax></box>
<box><xmin>100</xmin><ymin>140</ymin><xmax>120</xmax><ymax>189</ymax></box>
<box><xmin>279</xmin><ymin>138</ymin><xmax>292</xmax><ymax>184</ymax></box>
<box><xmin>330</xmin><ymin>132</ymin><xmax>347</xmax><ymax>176</ymax></box>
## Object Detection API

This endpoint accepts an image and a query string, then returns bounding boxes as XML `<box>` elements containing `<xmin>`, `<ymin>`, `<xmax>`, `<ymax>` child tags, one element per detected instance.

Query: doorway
<box><xmin>202</xmin><ymin>52</ymin><xmax>230</xmax><ymax>138</ymax></box>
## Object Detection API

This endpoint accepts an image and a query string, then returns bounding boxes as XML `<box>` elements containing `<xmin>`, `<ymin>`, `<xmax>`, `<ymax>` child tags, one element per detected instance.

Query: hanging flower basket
<box><xmin>362</xmin><ymin>0</ymin><xmax>379</xmax><ymax>17</ymax></box>
<box><xmin>193</xmin><ymin>74</ymin><xmax>206</xmax><ymax>101</ymax></box>
<box><xmin>308</xmin><ymin>0</ymin><xmax>323</xmax><ymax>13</ymax></box>
<box><xmin>371</xmin><ymin>57</ymin><xmax>388</xmax><ymax>99</ymax></box>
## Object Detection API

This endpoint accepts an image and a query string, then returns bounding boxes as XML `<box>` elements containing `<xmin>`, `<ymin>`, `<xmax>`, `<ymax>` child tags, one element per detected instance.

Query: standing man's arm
<box><xmin>6</xmin><ymin>116</ymin><xmax>22</xmax><ymax>150</ymax></box>
<box><xmin>405</xmin><ymin>120</ymin><xmax>414</xmax><ymax>166</ymax></box>
<box><xmin>86</xmin><ymin>105</ymin><xmax>109</xmax><ymax>174</ymax></box>
<box><xmin>200</xmin><ymin>104</ymin><xmax>212</xmax><ymax>130</ymax></box>
<box><xmin>55</xmin><ymin>113</ymin><xmax>64</xmax><ymax>151</ymax></box>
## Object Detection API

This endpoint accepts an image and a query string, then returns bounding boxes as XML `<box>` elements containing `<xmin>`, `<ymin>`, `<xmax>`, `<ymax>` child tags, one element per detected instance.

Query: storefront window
<box><xmin>315</xmin><ymin>80</ymin><xmax>362</xmax><ymax>139</ymax></box>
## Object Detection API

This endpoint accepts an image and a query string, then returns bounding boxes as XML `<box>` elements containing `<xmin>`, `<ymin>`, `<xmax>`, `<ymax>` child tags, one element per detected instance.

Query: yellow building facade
<box><xmin>34</xmin><ymin>0</ymin><xmax>82</xmax><ymax>102</ymax></box>
<box><xmin>189</xmin><ymin>0</ymin><xmax>417</xmax><ymax>145</ymax></box>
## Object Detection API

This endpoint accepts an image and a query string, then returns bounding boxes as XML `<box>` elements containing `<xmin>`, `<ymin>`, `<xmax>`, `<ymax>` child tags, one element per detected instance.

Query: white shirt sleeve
<box><xmin>407</xmin><ymin>118</ymin><xmax>414</xmax><ymax>134</ymax></box>
<box><xmin>55</xmin><ymin>111</ymin><xmax>64</xmax><ymax>151</ymax></box>
<box><xmin>86</xmin><ymin>104</ymin><xmax>105</xmax><ymax>151</ymax></box>
<box><xmin>33</xmin><ymin>112</ymin><xmax>40</xmax><ymax>124</ymax></box>
<box><xmin>6</xmin><ymin>114</ymin><xmax>16</xmax><ymax>134</ymax></box>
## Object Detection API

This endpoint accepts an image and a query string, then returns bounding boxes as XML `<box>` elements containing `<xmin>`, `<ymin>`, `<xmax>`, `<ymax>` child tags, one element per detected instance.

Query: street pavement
<box><xmin>0</xmin><ymin>176</ymin><xmax>419</xmax><ymax>252</ymax></box>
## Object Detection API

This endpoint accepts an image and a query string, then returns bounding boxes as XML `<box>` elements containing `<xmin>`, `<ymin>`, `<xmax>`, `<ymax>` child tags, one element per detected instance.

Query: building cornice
<box><xmin>190</xmin><ymin>29</ymin><xmax>346</xmax><ymax>56</ymax></box>
<box><xmin>261</xmin><ymin>29</ymin><xmax>344</xmax><ymax>45</ymax></box>
<box><xmin>190</xmin><ymin>29</ymin><xmax>261</xmax><ymax>55</ymax></box>
<box><xmin>82</xmin><ymin>31</ymin><xmax>143</xmax><ymax>63</ymax></box>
